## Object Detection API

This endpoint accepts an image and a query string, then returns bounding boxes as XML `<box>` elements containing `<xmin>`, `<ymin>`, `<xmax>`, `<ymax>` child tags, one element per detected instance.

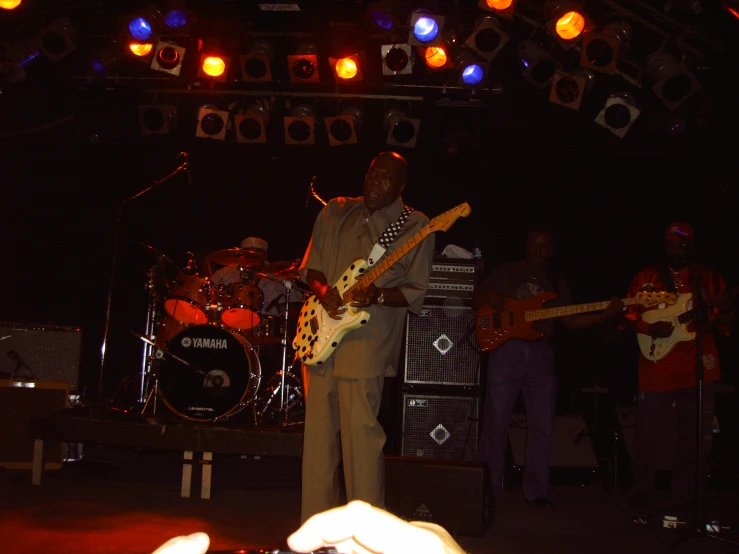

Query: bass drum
<box><xmin>158</xmin><ymin>325</ymin><xmax>261</xmax><ymax>422</ymax></box>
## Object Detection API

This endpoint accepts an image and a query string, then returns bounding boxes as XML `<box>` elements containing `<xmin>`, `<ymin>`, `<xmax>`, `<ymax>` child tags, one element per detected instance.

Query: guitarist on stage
<box><xmin>472</xmin><ymin>227</ymin><xmax>624</xmax><ymax>508</ymax></box>
<box><xmin>296</xmin><ymin>152</ymin><xmax>435</xmax><ymax>523</ymax></box>
<box><xmin>624</xmin><ymin>222</ymin><xmax>734</xmax><ymax>521</ymax></box>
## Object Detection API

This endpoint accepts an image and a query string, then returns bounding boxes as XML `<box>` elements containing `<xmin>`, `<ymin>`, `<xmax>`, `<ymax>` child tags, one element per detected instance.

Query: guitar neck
<box><xmin>525</xmin><ymin>297</ymin><xmax>641</xmax><ymax>322</ymax></box>
<box><xmin>341</xmin><ymin>225</ymin><xmax>431</xmax><ymax>303</ymax></box>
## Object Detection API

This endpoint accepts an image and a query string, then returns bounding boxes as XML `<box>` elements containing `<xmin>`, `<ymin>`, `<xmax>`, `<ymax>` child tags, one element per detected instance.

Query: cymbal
<box><xmin>262</xmin><ymin>259</ymin><xmax>301</xmax><ymax>279</ymax></box>
<box><xmin>133</xmin><ymin>241</ymin><xmax>180</xmax><ymax>289</ymax></box>
<box><xmin>208</xmin><ymin>248</ymin><xmax>265</xmax><ymax>268</ymax></box>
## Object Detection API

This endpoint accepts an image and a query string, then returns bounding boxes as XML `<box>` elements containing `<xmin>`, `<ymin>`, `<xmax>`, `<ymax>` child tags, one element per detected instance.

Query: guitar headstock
<box><xmin>635</xmin><ymin>291</ymin><xmax>678</xmax><ymax>307</ymax></box>
<box><xmin>427</xmin><ymin>202</ymin><xmax>471</xmax><ymax>233</ymax></box>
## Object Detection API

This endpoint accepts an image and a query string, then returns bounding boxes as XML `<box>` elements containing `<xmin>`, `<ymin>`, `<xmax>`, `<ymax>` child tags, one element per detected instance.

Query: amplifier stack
<box><xmin>400</xmin><ymin>257</ymin><xmax>482</xmax><ymax>463</ymax></box>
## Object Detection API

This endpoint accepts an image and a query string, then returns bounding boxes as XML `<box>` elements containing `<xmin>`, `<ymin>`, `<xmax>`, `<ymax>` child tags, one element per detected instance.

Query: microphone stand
<box><xmin>95</xmin><ymin>154</ymin><xmax>189</xmax><ymax>414</ymax></box>
<box><xmin>671</xmin><ymin>267</ymin><xmax>739</xmax><ymax>548</ymax></box>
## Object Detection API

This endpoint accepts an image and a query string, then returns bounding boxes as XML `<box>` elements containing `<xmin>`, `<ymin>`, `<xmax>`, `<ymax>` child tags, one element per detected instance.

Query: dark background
<box><xmin>1</xmin><ymin>0</ymin><xmax>738</xmax><ymax>407</ymax></box>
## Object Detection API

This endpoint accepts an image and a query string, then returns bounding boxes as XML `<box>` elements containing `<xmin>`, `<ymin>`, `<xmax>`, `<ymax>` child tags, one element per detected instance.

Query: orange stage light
<box><xmin>335</xmin><ymin>57</ymin><xmax>358</xmax><ymax>79</ymax></box>
<box><xmin>424</xmin><ymin>46</ymin><xmax>447</xmax><ymax>68</ymax></box>
<box><xmin>0</xmin><ymin>0</ymin><xmax>22</xmax><ymax>9</ymax></box>
<box><xmin>555</xmin><ymin>11</ymin><xmax>585</xmax><ymax>40</ymax></box>
<box><xmin>202</xmin><ymin>56</ymin><xmax>226</xmax><ymax>77</ymax></box>
<box><xmin>129</xmin><ymin>43</ymin><xmax>153</xmax><ymax>57</ymax></box>
<box><xmin>729</xmin><ymin>6</ymin><xmax>739</xmax><ymax>20</ymax></box>
<box><xmin>485</xmin><ymin>0</ymin><xmax>513</xmax><ymax>9</ymax></box>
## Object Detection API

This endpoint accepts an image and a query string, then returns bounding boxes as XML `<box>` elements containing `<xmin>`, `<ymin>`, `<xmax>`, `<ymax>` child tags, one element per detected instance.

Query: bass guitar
<box><xmin>293</xmin><ymin>202</ymin><xmax>471</xmax><ymax>366</ymax></box>
<box><xmin>476</xmin><ymin>290</ymin><xmax>677</xmax><ymax>352</ymax></box>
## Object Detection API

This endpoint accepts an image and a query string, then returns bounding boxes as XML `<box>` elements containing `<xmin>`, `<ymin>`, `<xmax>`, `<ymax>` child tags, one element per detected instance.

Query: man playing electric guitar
<box><xmin>624</xmin><ymin>222</ymin><xmax>734</xmax><ymax>522</ymax></box>
<box><xmin>297</xmin><ymin>152</ymin><xmax>435</xmax><ymax>523</ymax></box>
<box><xmin>472</xmin><ymin>227</ymin><xmax>624</xmax><ymax>509</ymax></box>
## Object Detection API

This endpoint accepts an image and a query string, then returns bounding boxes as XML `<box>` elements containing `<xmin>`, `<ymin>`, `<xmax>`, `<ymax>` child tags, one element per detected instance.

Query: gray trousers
<box><xmin>300</xmin><ymin>365</ymin><xmax>386</xmax><ymax>523</ymax></box>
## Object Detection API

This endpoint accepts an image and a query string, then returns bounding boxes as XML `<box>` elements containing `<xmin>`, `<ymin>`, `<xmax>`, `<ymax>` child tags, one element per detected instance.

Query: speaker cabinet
<box><xmin>508</xmin><ymin>414</ymin><xmax>598</xmax><ymax>468</ymax></box>
<box><xmin>401</xmin><ymin>392</ymin><xmax>479</xmax><ymax>461</ymax></box>
<box><xmin>0</xmin><ymin>380</ymin><xmax>68</xmax><ymax>469</ymax></box>
<box><xmin>404</xmin><ymin>306</ymin><xmax>480</xmax><ymax>386</ymax></box>
<box><xmin>385</xmin><ymin>456</ymin><xmax>488</xmax><ymax>537</ymax></box>
<box><xmin>0</xmin><ymin>322</ymin><xmax>82</xmax><ymax>390</ymax></box>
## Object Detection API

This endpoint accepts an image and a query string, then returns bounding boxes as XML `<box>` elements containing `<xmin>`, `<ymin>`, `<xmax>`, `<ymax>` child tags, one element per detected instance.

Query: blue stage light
<box><xmin>164</xmin><ymin>9</ymin><xmax>188</xmax><ymax>29</ymax></box>
<box><xmin>370</xmin><ymin>9</ymin><xmax>394</xmax><ymax>30</ymax></box>
<box><xmin>129</xmin><ymin>18</ymin><xmax>153</xmax><ymax>41</ymax></box>
<box><xmin>461</xmin><ymin>63</ymin><xmax>484</xmax><ymax>85</ymax></box>
<box><xmin>413</xmin><ymin>16</ymin><xmax>439</xmax><ymax>43</ymax></box>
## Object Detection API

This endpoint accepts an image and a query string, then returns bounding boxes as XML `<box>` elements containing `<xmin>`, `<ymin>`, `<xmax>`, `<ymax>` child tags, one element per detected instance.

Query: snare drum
<box><xmin>221</xmin><ymin>283</ymin><xmax>263</xmax><ymax>330</ymax></box>
<box><xmin>157</xmin><ymin>324</ymin><xmax>261</xmax><ymax>422</ymax></box>
<box><xmin>164</xmin><ymin>273</ymin><xmax>210</xmax><ymax>324</ymax></box>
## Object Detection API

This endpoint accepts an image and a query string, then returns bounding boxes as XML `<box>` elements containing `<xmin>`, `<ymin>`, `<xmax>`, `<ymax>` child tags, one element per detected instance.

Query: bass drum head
<box><xmin>158</xmin><ymin>325</ymin><xmax>261</xmax><ymax>422</ymax></box>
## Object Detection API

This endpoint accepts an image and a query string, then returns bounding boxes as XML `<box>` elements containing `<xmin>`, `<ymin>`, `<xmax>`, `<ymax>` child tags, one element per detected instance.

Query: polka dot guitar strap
<box><xmin>366</xmin><ymin>205</ymin><xmax>414</xmax><ymax>267</ymax></box>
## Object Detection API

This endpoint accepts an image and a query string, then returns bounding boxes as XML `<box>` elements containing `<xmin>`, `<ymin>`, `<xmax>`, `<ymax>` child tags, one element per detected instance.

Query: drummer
<box><xmin>210</xmin><ymin>236</ymin><xmax>303</xmax><ymax>317</ymax></box>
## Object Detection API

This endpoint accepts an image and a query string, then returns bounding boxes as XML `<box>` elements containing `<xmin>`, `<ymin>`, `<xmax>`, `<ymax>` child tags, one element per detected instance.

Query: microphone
<box><xmin>305</xmin><ymin>175</ymin><xmax>316</xmax><ymax>207</ymax></box>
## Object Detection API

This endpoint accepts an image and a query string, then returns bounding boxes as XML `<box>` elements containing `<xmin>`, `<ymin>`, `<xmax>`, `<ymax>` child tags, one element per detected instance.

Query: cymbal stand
<box><xmin>139</xmin><ymin>266</ymin><xmax>160</xmax><ymax>404</ymax></box>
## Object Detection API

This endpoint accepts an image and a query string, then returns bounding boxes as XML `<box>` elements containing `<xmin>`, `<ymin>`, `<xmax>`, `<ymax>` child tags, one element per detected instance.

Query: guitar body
<box><xmin>637</xmin><ymin>293</ymin><xmax>696</xmax><ymax>362</ymax></box>
<box><xmin>475</xmin><ymin>292</ymin><xmax>558</xmax><ymax>351</ymax></box>
<box><xmin>292</xmin><ymin>259</ymin><xmax>371</xmax><ymax>366</ymax></box>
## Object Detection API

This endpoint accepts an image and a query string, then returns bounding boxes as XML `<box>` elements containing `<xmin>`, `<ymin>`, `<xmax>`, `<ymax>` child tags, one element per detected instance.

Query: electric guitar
<box><xmin>293</xmin><ymin>202</ymin><xmax>471</xmax><ymax>366</ymax></box>
<box><xmin>475</xmin><ymin>290</ymin><xmax>677</xmax><ymax>352</ymax></box>
<box><xmin>637</xmin><ymin>287</ymin><xmax>738</xmax><ymax>362</ymax></box>
<box><xmin>637</xmin><ymin>293</ymin><xmax>695</xmax><ymax>362</ymax></box>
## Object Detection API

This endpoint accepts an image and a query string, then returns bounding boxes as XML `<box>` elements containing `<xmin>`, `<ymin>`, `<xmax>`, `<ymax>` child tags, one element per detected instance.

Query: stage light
<box><xmin>382</xmin><ymin>44</ymin><xmax>412</xmax><ymax>75</ymax></box>
<box><xmin>126</xmin><ymin>5</ymin><xmax>162</xmax><ymax>42</ymax></box>
<box><xmin>518</xmin><ymin>41</ymin><xmax>559</xmax><ymax>90</ymax></box>
<box><xmin>367</xmin><ymin>1</ymin><xmax>399</xmax><ymax>31</ymax></box>
<box><xmin>196</xmin><ymin>104</ymin><xmax>229</xmax><ymax>140</ymax></box>
<box><xmin>645</xmin><ymin>51</ymin><xmax>701</xmax><ymax>111</ymax></box>
<box><xmin>326</xmin><ymin>106</ymin><xmax>362</xmax><ymax>146</ymax></box>
<box><xmin>549</xmin><ymin>69</ymin><xmax>593</xmax><ymax>111</ymax></box>
<box><xmin>128</xmin><ymin>43</ymin><xmax>154</xmax><ymax>58</ymax></box>
<box><xmin>91</xmin><ymin>49</ymin><xmax>119</xmax><ymax>76</ymax></box>
<box><xmin>198</xmin><ymin>54</ymin><xmax>231</xmax><ymax>82</ymax></box>
<box><xmin>0</xmin><ymin>0</ymin><xmax>22</xmax><ymax>10</ymax></box>
<box><xmin>241</xmin><ymin>40</ymin><xmax>274</xmax><ymax>82</ymax></box>
<box><xmin>235</xmin><ymin>102</ymin><xmax>269</xmax><ymax>144</ymax></box>
<box><xmin>162</xmin><ymin>1</ymin><xmax>193</xmax><ymax>31</ymax></box>
<box><xmin>408</xmin><ymin>10</ymin><xmax>445</xmax><ymax>47</ymax></box>
<box><xmin>288</xmin><ymin>41</ymin><xmax>319</xmax><ymax>83</ymax></box>
<box><xmin>580</xmin><ymin>22</ymin><xmax>631</xmax><ymax>74</ymax></box>
<box><xmin>34</xmin><ymin>18</ymin><xmax>76</xmax><ymax>63</ymax></box>
<box><xmin>465</xmin><ymin>16</ymin><xmax>509</xmax><ymax>62</ymax></box>
<box><xmin>329</xmin><ymin>55</ymin><xmax>362</xmax><ymax>82</ymax></box>
<box><xmin>151</xmin><ymin>41</ymin><xmax>186</xmax><ymax>75</ymax></box>
<box><xmin>478</xmin><ymin>0</ymin><xmax>517</xmax><ymax>19</ymax></box>
<box><xmin>725</xmin><ymin>0</ymin><xmax>739</xmax><ymax>20</ymax></box>
<box><xmin>384</xmin><ymin>109</ymin><xmax>420</xmax><ymax>148</ymax></box>
<box><xmin>545</xmin><ymin>1</ymin><xmax>589</xmax><ymax>45</ymax></box>
<box><xmin>595</xmin><ymin>93</ymin><xmax>640</xmax><ymax>138</ymax></box>
<box><xmin>420</xmin><ymin>32</ymin><xmax>457</xmax><ymax>72</ymax></box>
<box><xmin>455</xmin><ymin>52</ymin><xmax>489</xmax><ymax>88</ymax></box>
<box><xmin>139</xmin><ymin>104</ymin><xmax>178</xmax><ymax>135</ymax></box>
<box><xmin>284</xmin><ymin>104</ymin><xmax>315</xmax><ymax>145</ymax></box>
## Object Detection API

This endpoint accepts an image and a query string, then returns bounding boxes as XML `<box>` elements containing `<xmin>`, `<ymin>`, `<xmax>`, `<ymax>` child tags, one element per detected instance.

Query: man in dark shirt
<box><xmin>473</xmin><ymin>227</ymin><xmax>623</xmax><ymax>507</ymax></box>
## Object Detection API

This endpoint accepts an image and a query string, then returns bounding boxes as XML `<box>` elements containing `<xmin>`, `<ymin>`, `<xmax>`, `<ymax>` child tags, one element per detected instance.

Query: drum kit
<box><xmin>134</xmin><ymin>242</ymin><xmax>309</xmax><ymax>426</ymax></box>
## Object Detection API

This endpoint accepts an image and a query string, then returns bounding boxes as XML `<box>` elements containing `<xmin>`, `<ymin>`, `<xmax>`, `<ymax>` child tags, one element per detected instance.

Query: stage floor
<box><xmin>2</xmin><ymin>444</ymin><xmax>738</xmax><ymax>554</ymax></box>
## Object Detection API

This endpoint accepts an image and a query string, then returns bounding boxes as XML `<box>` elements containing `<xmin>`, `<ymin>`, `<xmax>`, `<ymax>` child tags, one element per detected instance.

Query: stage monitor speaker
<box><xmin>0</xmin><ymin>380</ymin><xmax>68</xmax><ymax>469</ymax></box>
<box><xmin>401</xmin><ymin>392</ymin><xmax>479</xmax><ymax>461</ymax></box>
<box><xmin>404</xmin><ymin>305</ymin><xmax>480</xmax><ymax>387</ymax></box>
<box><xmin>0</xmin><ymin>322</ymin><xmax>82</xmax><ymax>390</ymax></box>
<box><xmin>385</xmin><ymin>455</ymin><xmax>488</xmax><ymax>537</ymax></box>
<box><xmin>509</xmin><ymin>414</ymin><xmax>598</xmax><ymax>468</ymax></box>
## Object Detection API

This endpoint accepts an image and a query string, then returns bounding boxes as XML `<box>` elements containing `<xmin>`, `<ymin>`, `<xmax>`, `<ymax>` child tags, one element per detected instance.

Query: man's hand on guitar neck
<box><xmin>307</xmin><ymin>269</ymin><xmax>346</xmax><ymax>320</ymax></box>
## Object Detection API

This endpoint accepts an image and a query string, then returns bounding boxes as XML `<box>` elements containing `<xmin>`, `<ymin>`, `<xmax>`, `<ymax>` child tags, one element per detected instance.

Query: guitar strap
<box><xmin>366</xmin><ymin>205</ymin><xmax>414</xmax><ymax>267</ymax></box>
